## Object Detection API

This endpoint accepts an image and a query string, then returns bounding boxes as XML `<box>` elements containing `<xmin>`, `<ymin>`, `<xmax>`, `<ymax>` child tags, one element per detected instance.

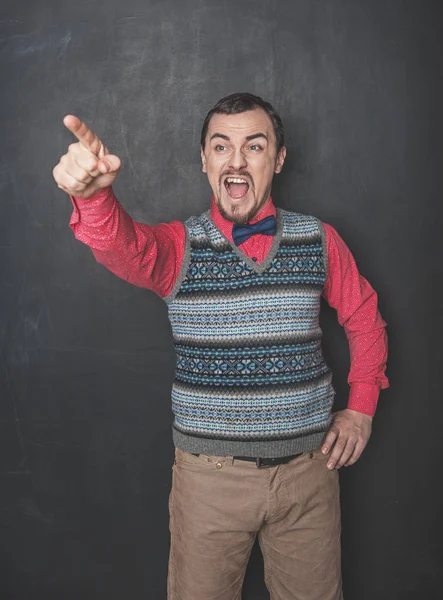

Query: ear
<box><xmin>274</xmin><ymin>146</ymin><xmax>287</xmax><ymax>174</ymax></box>
<box><xmin>201</xmin><ymin>147</ymin><xmax>207</xmax><ymax>173</ymax></box>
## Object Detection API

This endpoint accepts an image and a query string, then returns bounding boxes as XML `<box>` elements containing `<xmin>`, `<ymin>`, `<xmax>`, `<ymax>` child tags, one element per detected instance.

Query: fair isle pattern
<box><xmin>171</xmin><ymin>374</ymin><xmax>333</xmax><ymax>439</ymax></box>
<box><xmin>166</xmin><ymin>209</ymin><xmax>335</xmax><ymax>457</ymax></box>
<box><xmin>174</xmin><ymin>340</ymin><xmax>327</xmax><ymax>386</ymax></box>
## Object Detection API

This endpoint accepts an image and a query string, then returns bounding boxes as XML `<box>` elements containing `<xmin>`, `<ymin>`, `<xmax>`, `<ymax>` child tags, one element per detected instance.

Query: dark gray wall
<box><xmin>1</xmin><ymin>0</ymin><xmax>442</xmax><ymax>598</ymax></box>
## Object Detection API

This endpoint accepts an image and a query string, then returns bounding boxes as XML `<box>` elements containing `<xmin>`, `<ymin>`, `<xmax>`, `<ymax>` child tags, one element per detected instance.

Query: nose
<box><xmin>228</xmin><ymin>147</ymin><xmax>247</xmax><ymax>171</ymax></box>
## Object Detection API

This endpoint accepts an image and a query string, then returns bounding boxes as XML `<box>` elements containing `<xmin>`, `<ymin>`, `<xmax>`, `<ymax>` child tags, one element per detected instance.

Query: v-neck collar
<box><xmin>205</xmin><ymin>209</ymin><xmax>284</xmax><ymax>275</ymax></box>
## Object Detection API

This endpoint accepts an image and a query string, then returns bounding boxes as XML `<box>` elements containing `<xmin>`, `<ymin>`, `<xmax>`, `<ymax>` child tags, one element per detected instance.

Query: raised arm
<box><xmin>53</xmin><ymin>116</ymin><xmax>185</xmax><ymax>296</ymax></box>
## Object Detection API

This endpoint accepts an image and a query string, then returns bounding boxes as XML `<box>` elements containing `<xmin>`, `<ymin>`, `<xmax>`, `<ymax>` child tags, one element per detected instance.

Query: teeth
<box><xmin>226</xmin><ymin>178</ymin><xmax>248</xmax><ymax>184</ymax></box>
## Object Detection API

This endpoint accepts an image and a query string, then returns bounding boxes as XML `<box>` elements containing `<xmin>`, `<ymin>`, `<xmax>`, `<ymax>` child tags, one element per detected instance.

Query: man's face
<box><xmin>201</xmin><ymin>108</ymin><xmax>286</xmax><ymax>224</ymax></box>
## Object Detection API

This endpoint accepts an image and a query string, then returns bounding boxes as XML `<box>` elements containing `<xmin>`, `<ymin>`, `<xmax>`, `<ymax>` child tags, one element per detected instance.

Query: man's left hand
<box><xmin>322</xmin><ymin>409</ymin><xmax>373</xmax><ymax>470</ymax></box>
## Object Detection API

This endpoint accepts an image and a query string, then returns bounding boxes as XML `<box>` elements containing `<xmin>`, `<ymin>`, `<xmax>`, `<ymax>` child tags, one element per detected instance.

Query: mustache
<box><xmin>219</xmin><ymin>170</ymin><xmax>254</xmax><ymax>187</ymax></box>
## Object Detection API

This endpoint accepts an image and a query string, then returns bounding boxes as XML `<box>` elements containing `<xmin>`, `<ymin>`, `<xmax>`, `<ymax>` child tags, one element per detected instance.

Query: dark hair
<box><xmin>200</xmin><ymin>92</ymin><xmax>285</xmax><ymax>152</ymax></box>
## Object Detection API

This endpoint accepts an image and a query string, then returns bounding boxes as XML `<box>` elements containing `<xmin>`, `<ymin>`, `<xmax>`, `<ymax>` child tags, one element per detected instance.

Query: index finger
<box><xmin>321</xmin><ymin>425</ymin><xmax>339</xmax><ymax>455</ymax></box>
<box><xmin>63</xmin><ymin>115</ymin><xmax>106</xmax><ymax>157</ymax></box>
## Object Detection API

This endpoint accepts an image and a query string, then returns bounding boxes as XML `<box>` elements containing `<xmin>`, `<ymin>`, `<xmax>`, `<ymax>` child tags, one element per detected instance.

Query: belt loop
<box><xmin>226</xmin><ymin>456</ymin><xmax>234</xmax><ymax>466</ymax></box>
<box><xmin>256</xmin><ymin>458</ymin><xmax>261</xmax><ymax>468</ymax></box>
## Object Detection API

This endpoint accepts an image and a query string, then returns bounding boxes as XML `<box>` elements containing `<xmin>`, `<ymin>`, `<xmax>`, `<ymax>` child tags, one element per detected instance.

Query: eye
<box><xmin>215</xmin><ymin>144</ymin><xmax>226</xmax><ymax>151</ymax></box>
<box><xmin>249</xmin><ymin>144</ymin><xmax>263</xmax><ymax>151</ymax></box>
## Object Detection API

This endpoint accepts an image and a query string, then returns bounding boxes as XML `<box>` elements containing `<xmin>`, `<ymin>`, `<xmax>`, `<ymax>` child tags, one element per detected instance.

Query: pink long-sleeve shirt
<box><xmin>70</xmin><ymin>187</ymin><xmax>389</xmax><ymax>416</ymax></box>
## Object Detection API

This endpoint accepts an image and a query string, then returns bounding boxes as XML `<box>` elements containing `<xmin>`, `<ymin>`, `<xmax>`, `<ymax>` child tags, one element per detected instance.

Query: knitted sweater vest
<box><xmin>165</xmin><ymin>209</ymin><xmax>335</xmax><ymax>458</ymax></box>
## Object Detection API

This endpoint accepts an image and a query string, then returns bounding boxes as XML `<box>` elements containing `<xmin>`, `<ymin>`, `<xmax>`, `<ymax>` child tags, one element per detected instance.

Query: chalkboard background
<box><xmin>1</xmin><ymin>0</ymin><xmax>443</xmax><ymax>598</ymax></box>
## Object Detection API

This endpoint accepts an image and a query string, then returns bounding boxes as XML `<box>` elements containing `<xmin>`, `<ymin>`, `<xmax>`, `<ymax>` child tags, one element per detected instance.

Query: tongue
<box><xmin>229</xmin><ymin>183</ymin><xmax>249</xmax><ymax>198</ymax></box>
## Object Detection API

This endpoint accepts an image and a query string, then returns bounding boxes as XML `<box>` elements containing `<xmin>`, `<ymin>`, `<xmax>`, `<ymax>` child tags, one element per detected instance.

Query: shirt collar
<box><xmin>210</xmin><ymin>197</ymin><xmax>276</xmax><ymax>243</ymax></box>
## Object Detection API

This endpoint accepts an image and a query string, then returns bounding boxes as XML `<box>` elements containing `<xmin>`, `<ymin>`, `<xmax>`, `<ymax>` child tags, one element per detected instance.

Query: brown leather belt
<box><xmin>191</xmin><ymin>452</ymin><xmax>303</xmax><ymax>468</ymax></box>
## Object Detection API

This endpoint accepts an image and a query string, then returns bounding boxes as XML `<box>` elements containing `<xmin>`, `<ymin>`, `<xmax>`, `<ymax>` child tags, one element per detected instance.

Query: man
<box><xmin>53</xmin><ymin>93</ymin><xmax>388</xmax><ymax>600</ymax></box>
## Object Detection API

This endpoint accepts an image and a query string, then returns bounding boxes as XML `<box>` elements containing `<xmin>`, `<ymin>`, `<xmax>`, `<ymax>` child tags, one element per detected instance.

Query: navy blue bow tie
<box><xmin>232</xmin><ymin>215</ymin><xmax>277</xmax><ymax>247</ymax></box>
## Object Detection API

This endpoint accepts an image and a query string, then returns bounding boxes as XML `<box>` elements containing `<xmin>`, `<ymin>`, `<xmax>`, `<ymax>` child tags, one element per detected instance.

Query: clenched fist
<box><xmin>53</xmin><ymin>116</ymin><xmax>121</xmax><ymax>198</ymax></box>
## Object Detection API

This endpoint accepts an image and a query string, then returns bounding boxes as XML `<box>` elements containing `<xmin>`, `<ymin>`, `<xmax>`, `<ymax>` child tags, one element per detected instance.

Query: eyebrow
<box><xmin>246</xmin><ymin>133</ymin><xmax>268</xmax><ymax>142</ymax></box>
<box><xmin>209</xmin><ymin>132</ymin><xmax>268</xmax><ymax>143</ymax></box>
<box><xmin>210</xmin><ymin>133</ymin><xmax>230</xmax><ymax>142</ymax></box>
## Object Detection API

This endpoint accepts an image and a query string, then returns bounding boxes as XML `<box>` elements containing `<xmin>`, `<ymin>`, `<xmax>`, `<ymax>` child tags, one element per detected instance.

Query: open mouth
<box><xmin>224</xmin><ymin>177</ymin><xmax>250</xmax><ymax>199</ymax></box>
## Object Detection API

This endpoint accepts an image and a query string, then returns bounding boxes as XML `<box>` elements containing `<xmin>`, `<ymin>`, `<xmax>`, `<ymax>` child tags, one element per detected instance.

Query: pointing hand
<box><xmin>53</xmin><ymin>115</ymin><xmax>121</xmax><ymax>198</ymax></box>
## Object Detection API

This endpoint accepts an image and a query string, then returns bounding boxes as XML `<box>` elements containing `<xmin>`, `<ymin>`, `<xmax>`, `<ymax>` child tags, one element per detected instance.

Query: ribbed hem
<box><xmin>172</xmin><ymin>428</ymin><xmax>328</xmax><ymax>458</ymax></box>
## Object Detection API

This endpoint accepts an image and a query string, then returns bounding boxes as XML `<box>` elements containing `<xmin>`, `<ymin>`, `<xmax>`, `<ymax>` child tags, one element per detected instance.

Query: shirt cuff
<box><xmin>347</xmin><ymin>382</ymin><xmax>380</xmax><ymax>417</ymax></box>
<box><xmin>69</xmin><ymin>186</ymin><xmax>114</xmax><ymax>227</ymax></box>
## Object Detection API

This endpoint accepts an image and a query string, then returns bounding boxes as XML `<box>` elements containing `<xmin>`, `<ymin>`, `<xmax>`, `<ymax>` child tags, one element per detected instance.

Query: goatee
<box><xmin>216</xmin><ymin>202</ymin><xmax>259</xmax><ymax>225</ymax></box>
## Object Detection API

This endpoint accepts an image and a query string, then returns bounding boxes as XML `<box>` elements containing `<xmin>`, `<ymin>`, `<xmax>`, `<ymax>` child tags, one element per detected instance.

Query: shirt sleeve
<box><xmin>69</xmin><ymin>186</ymin><xmax>186</xmax><ymax>297</ymax></box>
<box><xmin>322</xmin><ymin>222</ymin><xmax>389</xmax><ymax>417</ymax></box>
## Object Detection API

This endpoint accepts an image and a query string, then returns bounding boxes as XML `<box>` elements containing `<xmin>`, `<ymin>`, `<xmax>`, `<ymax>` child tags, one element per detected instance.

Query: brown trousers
<box><xmin>168</xmin><ymin>448</ymin><xmax>343</xmax><ymax>600</ymax></box>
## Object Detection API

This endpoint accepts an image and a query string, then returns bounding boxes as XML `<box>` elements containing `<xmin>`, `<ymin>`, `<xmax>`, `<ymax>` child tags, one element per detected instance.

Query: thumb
<box><xmin>97</xmin><ymin>154</ymin><xmax>121</xmax><ymax>174</ymax></box>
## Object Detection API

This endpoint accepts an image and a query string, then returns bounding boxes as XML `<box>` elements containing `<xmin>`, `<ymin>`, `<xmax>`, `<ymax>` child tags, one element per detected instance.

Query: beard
<box><xmin>216</xmin><ymin>200</ymin><xmax>261</xmax><ymax>225</ymax></box>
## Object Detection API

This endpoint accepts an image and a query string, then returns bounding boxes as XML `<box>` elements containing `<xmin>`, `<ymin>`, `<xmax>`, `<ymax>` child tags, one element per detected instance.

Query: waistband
<box><xmin>192</xmin><ymin>452</ymin><xmax>303</xmax><ymax>468</ymax></box>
